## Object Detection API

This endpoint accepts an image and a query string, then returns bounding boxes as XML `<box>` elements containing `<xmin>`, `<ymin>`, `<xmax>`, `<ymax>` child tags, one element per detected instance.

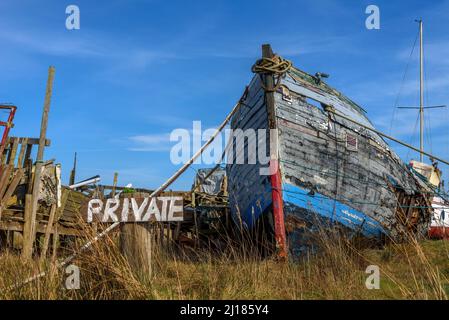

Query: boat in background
<box><xmin>429</xmin><ymin>196</ymin><xmax>449</xmax><ymax>239</ymax></box>
<box><xmin>409</xmin><ymin>160</ymin><xmax>449</xmax><ymax>239</ymax></box>
<box><xmin>401</xmin><ymin>20</ymin><xmax>449</xmax><ymax>240</ymax></box>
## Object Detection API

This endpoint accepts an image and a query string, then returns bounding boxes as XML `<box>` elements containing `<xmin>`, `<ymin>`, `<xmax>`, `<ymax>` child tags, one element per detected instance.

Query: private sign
<box><xmin>85</xmin><ymin>196</ymin><xmax>183</xmax><ymax>223</ymax></box>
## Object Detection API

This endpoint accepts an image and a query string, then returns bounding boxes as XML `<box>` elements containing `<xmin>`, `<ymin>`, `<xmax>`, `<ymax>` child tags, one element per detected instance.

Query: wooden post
<box><xmin>111</xmin><ymin>172</ymin><xmax>118</xmax><ymax>197</ymax></box>
<box><xmin>21</xmin><ymin>194</ymin><xmax>34</xmax><ymax>258</ymax></box>
<box><xmin>51</xmin><ymin>224</ymin><xmax>59</xmax><ymax>262</ymax></box>
<box><xmin>22</xmin><ymin>66</ymin><xmax>55</xmax><ymax>260</ymax></box>
<box><xmin>69</xmin><ymin>152</ymin><xmax>77</xmax><ymax>186</ymax></box>
<box><xmin>17</xmin><ymin>138</ymin><xmax>28</xmax><ymax>169</ymax></box>
<box><xmin>39</xmin><ymin>203</ymin><xmax>57</xmax><ymax>263</ymax></box>
<box><xmin>23</xmin><ymin>144</ymin><xmax>32</xmax><ymax>168</ymax></box>
<box><xmin>7</xmin><ymin>138</ymin><xmax>18</xmax><ymax>166</ymax></box>
<box><xmin>261</xmin><ymin>44</ymin><xmax>287</xmax><ymax>259</ymax></box>
<box><xmin>119</xmin><ymin>223</ymin><xmax>153</xmax><ymax>280</ymax></box>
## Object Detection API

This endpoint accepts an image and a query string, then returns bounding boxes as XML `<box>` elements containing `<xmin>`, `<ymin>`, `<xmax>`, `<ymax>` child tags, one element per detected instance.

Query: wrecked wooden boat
<box><xmin>226</xmin><ymin>45</ymin><xmax>435</xmax><ymax>257</ymax></box>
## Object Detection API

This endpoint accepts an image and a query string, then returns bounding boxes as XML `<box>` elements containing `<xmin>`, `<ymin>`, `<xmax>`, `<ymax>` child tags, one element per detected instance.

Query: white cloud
<box><xmin>128</xmin><ymin>133</ymin><xmax>172</xmax><ymax>152</ymax></box>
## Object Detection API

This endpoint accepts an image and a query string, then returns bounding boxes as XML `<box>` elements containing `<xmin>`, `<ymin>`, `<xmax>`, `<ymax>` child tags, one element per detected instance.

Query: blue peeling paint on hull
<box><xmin>235</xmin><ymin>182</ymin><xmax>273</xmax><ymax>229</ymax></box>
<box><xmin>231</xmin><ymin>180</ymin><xmax>387</xmax><ymax>258</ymax></box>
<box><xmin>282</xmin><ymin>183</ymin><xmax>386</xmax><ymax>239</ymax></box>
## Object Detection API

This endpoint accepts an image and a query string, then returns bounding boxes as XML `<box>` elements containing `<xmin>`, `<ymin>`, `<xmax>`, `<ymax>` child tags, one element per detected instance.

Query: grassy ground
<box><xmin>0</xmin><ymin>232</ymin><xmax>448</xmax><ymax>300</ymax></box>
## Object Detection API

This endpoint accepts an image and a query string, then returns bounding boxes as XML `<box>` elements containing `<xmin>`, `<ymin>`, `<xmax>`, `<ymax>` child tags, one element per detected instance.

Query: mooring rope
<box><xmin>251</xmin><ymin>54</ymin><xmax>292</xmax><ymax>92</ymax></box>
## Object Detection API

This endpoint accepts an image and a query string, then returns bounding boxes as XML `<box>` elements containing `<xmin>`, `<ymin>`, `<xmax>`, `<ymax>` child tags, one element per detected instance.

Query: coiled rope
<box><xmin>251</xmin><ymin>54</ymin><xmax>292</xmax><ymax>92</ymax></box>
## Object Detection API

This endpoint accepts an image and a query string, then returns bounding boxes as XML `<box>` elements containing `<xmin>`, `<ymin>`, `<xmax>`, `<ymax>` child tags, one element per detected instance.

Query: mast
<box><xmin>419</xmin><ymin>19</ymin><xmax>424</xmax><ymax>162</ymax></box>
<box><xmin>400</xmin><ymin>20</ymin><xmax>445</xmax><ymax>163</ymax></box>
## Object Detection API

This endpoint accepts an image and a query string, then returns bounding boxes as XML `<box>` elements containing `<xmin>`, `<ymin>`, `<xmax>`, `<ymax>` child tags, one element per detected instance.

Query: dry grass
<box><xmin>0</xmin><ymin>228</ymin><xmax>448</xmax><ymax>300</ymax></box>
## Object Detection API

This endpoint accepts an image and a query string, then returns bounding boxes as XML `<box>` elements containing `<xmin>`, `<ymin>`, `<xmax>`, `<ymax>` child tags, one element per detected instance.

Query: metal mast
<box><xmin>419</xmin><ymin>19</ymin><xmax>424</xmax><ymax>162</ymax></box>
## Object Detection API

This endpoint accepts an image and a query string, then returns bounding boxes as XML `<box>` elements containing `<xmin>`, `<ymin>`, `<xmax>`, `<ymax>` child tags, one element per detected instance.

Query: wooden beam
<box><xmin>111</xmin><ymin>172</ymin><xmax>118</xmax><ymax>197</ymax></box>
<box><xmin>22</xmin><ymin>66</ymin><xmax>55</xmax><ymax>260</ymax></box>
<box><xmin>0</xmin><ymin>165</ymin><xmax>13</xmax><ymax>200</ymax></box>
<box><xmin>21</xmin><ymin>194</ymin><xmax>34</xmax><ymax>259</ymax></box>
<box><xmin>261</xmin><ymin>44</ymin><xmax>287</xmax><ymax>259</ymax></box>
<box><xmin>7</xmin><ymin>137</ymin><xmax>51</xmax><ymax>146</ymax></box>
<box><xmin>0</xmin><ymin>168</ymin><xmax>24</xmax><ymax>220</ymax></box>
<box><xmin>24</xmin><ymin>144</ymin><xmax>33</xmax><ymax>167</ymax></box>
<box><xmin>51</xmin><ymin>224</ymin><xmax>59</xmax><ymax>262</ymax></box>
<box><xmin>25</xmin><ymin>159</ymin><xmax>33</xmax><ymax>194</ymax></box>
<box><xmin>1</xmin><ymin>219</ymin><xmax>81</xmax><ymax>237</ymax></box>
<box><xmin>7</xmin><ymin>138</ymin><xmax>18</xmax><ymax>166</ymax></box>
<box><xmin>16</xmin><ymin>138</ymin><xmax>28</xmax><ymax>169</ymax></box>
<box><xmin>40</xmin><ymin>203</ymin><xmax>57</xmax><ymax>262</ymax></box>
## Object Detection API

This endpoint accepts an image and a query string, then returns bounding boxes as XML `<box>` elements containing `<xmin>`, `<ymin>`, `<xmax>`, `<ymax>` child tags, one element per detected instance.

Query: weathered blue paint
<box><xmin>282</xmin><ymin>183</ymin><xmax>386</xmax><ymax>238</ymax></box>
<box><xmin>235</xmin><ymin>181</ymin><xmax>272</xmax><ymax>229</ymax></box>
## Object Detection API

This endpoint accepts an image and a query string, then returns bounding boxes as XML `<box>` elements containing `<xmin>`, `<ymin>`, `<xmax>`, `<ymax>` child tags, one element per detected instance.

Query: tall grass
<box><xmin>0</xmin><ymin>225</ymin><xmax>448</xmax><ymax>300</ymax></box>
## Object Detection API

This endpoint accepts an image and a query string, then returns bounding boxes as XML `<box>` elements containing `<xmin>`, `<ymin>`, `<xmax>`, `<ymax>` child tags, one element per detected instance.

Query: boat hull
<box><xmin>227</xmin><ymin>55</ymin><xmax>433</xmax><ymax>257</ymax></box>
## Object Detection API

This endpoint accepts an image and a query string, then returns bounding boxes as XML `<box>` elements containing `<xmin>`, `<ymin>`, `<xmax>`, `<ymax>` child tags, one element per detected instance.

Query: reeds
<box><xmin>0</xmin><ymin>224</ymin><xmax>448</xmax><ymax>300</ymax></box>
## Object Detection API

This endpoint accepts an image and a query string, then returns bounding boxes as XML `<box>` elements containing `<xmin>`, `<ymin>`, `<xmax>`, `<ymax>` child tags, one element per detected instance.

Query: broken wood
<box><xmin>0</xmin><ymin>168</ymin><xmax>24</xmax><ymax>220</ymax></box>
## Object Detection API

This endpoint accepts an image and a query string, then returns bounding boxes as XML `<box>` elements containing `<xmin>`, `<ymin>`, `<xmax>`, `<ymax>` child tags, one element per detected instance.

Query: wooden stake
<box><xmin>22</xmin><ymin>66</ymin><xmax>55</xmax><ymax>260</ymax></box>
<box><xmin>39</xmin><ymin>203</ymin><xmax>57</xmax><ymax>263</ymax></box>
<box><xmin>51</xmin><ymin>224</ymin><xmax>59</xmax><ymax>262</ymax></box>
<box><xmin>17</xmin><ymin>138</ymin><xmax>28</xmax><ymax>169</ymax></box>
<box><xmin>21</xmin><ymin>194</ymin><xmax>33</xmax><ymax>259</ymax></box>
<box><xmin>111</xmin><ymin>172</ymin><xmax>118</xmax><ymax>197</ymax></box>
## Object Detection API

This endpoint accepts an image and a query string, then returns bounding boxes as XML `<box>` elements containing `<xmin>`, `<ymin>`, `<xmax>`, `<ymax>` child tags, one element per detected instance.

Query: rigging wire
<box><xmin>389</xmin><ymin>28</ymin><xmax>420</xmax><ymax>136</ymax></box>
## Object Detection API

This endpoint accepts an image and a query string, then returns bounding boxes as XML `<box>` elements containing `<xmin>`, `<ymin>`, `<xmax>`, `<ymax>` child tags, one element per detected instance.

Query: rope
<box><xmin>251</xmin><ymin>54</ymin><xmax>292</xmax><ymax>92</ymax></box>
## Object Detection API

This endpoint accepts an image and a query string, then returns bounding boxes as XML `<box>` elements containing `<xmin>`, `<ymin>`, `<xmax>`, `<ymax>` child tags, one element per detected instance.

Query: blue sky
<box><xmin>0</xmin><ymin>0</ymin><xmax>448</xmax><ymax>191</ymax></box>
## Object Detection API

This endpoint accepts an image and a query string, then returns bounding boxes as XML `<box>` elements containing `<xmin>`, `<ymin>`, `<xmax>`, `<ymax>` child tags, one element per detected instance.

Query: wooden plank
<box><xmin>7</xmin><ymin>137</ymin><xmax>51</xmax><ymax>146</ymax></box>
<box><xmin>51</xmin><ymin>224</ymin><xmax>59</xmax><ymax>262</ymax></box>
<box><xmin>0</xmin><ymin>219</ymin><xmax>81</xmax><ymax>237</ymax></box>
<box><xmin>0</xmin><ymin>168</ymin><xmax>24</xmax><ymax>220</ymax></box>
<box><xmin>7</xmin><ymin>138</ymin><xmax>18</xmax><ymax>166</ymax></box>
<box><xmin>111</xmin><ymin>172</ymin><xmax>118</xmax><ymax>197</ymax></box>
<box><xmin>1</xmin><ymin>168</ymin><xmax>23</xmax><ymax>202</ymax></box>
<box><xmin>1</xmin><ymin>142</ymin><xmax>9</xmax><ymax>165</ymax></box>
<box><xmin>56</xmin><ymin>188</ymin><xmax>69</xmax><ymax>221</ymax></box>
<box><xmin>25</xmin><ymin>159</ymin><xmax>33</xmax><ymax>194</ymax></box>
<box><xmin>40</xmin><ymin>203</ymin><xmax>57</xmax><ymax>262</ymax></box>
<box><xmin>25</xmin><ymin>67</ymin><xmax>55</xmax><ymax>261</ymax></box>
<box><xmin>16</xmin><ymin>138</ymin><xmax>28</xmax><ymax>169</ymax></box>
<box><xmin>21</xmin><ymin>194</ymin><xmax>34</xmax><ymax>258</ymax></box>
<box><xmin>0</xmin><ymin>164</ymin><xmax>13</xmax><ymax>199</ymax></box>
<box><xmin>24</xmin><ymin>144</ymin><xmax>32</xmax><ymax>166</ymax></box>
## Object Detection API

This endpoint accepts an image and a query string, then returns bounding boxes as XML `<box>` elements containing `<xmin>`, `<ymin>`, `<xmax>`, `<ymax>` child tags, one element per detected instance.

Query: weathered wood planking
<box><xmin>275</xmin><ymin>72</ymin><xmax>428</xmax><ymax>238</ymax></box>
<box><xmin>227</xmin><ymin>52</ymin><xmax>432</xmax><ymax>246</ymax></box>
<box><xmin>227</xmin><ymin>75</ymin><xmax>272</xmax><ymax>227</ymax></box>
